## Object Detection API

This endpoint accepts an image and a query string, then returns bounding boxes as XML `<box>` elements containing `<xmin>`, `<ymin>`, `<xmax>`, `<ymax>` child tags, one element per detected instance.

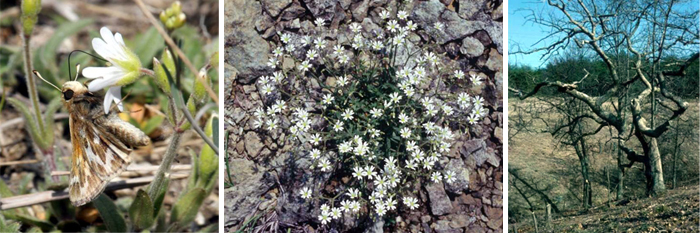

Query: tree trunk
<box><xmin>649</xmin><ymin>138</ymin><xmax>666</xmax><ymax>196</ymax></box>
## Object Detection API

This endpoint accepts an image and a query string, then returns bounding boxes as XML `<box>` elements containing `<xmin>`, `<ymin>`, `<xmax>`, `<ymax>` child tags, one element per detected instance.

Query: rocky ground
<box><xmin>224</xmin><ymin>0</ymin><xmax>503</xmax><ymax>232</ymax></box>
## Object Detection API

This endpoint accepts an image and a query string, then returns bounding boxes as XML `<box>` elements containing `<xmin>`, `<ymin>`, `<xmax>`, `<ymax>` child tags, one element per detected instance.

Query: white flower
<box><xmin>340</xmin><ymin>200</ymin><xmax>351</xmax><ymax>213</ymax></box>
<box><xmin>442</xmin><ymin>104</ymin><xmax>454</xmax><ymax>115</ymax></box>
<box><xmin>403</xmin><ymin>197</ymin><xmax>418</xmax><ymax>210</ymax></box>
<box><xmin>322</xmin><ymin>93</ymin><xmax>334</xmax><ymax>105</ymax></box>
<box><xmin>319</xmin><ymin>158</ymin><xmax>331</xmax><ymax>172</ymax></box>
<box><xmin>400</xmin><ymin>127</ymin><xmax>411</xmax><ymax>139</ymax></box>
<box><xmin>350</xmin><ymin>201</ymin><xmax>361</xmax><ymax>212</ymax></box>
<box><xmin>82</xmin><ymin>27</ymin><xmax>142</xmax><ymax>114</ymax></box>
<box><xmin>314</xmin><ymin>37</ymin><xmax>327</xmax><ymax>49</ymax></box>
<box><xmin>379</xmin><ymin>10</ymin><xmax>390</xmax><ymax>20</ymax></box>
<box><xmin>342</xmin><ymin>109</ymin><xmax>354</xmax><ymax>121</ymax></box>
<box><xmin>352</xmin><ymin>167</ymin><xmax>363</xmax><ymax>180</ymax></box>
<box><xmin>458</xmin><ymin>93</ymin><xmax>471</xmax><ymax>108</ymax></box>
<box><xmin>272</xmin><ymin>71</ymin><xmax>284</xmax><ymax>83</ymax></box>
<box><xmin>301</xmin><ymin>36</ymin><xmax>312</xmax><ymax>46</ymax></box>
<box><xmin>454</xmin><ymin>70</ymin><xmax>465</xmax><ymax>79</ymax></box>
<box><xmin>375</xmin><ymin>202</ymin><xmax>387</xmax><ymax>216</ymax></box>
<box><xmin>310</xmin><ymin>149</ymin><xmax>322</xmax><ymax>159</ymax></box>
<box><xmin>349</xmin><ymin>23</ymin><xmax>362</xmax><ymax>33</ymax></box>
<box><xmin>397</xmin><ymin>11</ymin><xmax>408</xmax><ymax>20</ymax></box>
<box><xmin>338</xmin><ymin>54</ymin><xmax>350</xmax><ymax>64</ymax></box>
<box><xmin>266</xmin><ymin>118</ymin><xmax>279</xmax><ymax>131</ymax></box>
<box><xmin>389</xmin><ymin>92</ymin><xmax>402</xmax><ymax>104</ymax></box>
<box><xmin>306</xmin><ymin>49</ymin><xmax>318</xmax><ymax>60</ymax></box>
<box><xmin>348</xmin><ymin>188</ymin><xmax>361</xmax><ymax>199</ymax></box>
<box><xmin>370</xmin><ymin>108</ymin><xmax>383</xmax><ymax>118</ymax></box>
<box><xmin>314</xmin><ymin>18</ymin><xmax>325</xmax><ymax>27</ymax></box>
<box><xmin>473</xmin><ymin>96</ymin><xmax>484</xmax><ymax>108</ymax></box>
<box><xmin>472</xmin><ymin>105</ymin><xmax>486</xmax><ymax>117</ymax></box>
<box><xmin>425</xmin><ymin>52</ymin><xmax>438</xmax><ymax>65</ymax></box>
<box><xmin>339</xmin><ymin>141</ymin><xmax>353</xmax><ymax>153</ymax></box>
<box><xmin>406</xmin><ymin>21</ymin><xmax>417</xmax><ymax>31</ymax></box>
<box><xmin>300</xmin><ymin>187</ymin><xmax>312</xmax><ymax>199</ymax></box>
<box><xmin>434</xmin><ymin>22</ymin><xmax>444</xmax><ymax>31</ymax></box>
<box><xmin>369</xmin><ymin>128</ymin><xmax>381</xmax><ymax>138</ymax></box>
<box><xmin>298</xmin><ymin>60</ymin><xmax>312</xmax><ymax>73</ymax></box>
<box><xmin>470</xmin><ymin>74</ymin><xmax>482</xmax><ymax>85</ymax></box>
<box><xmin>318</xmin><ymin>212</ymin><xmax>331</xmax><ymax>225</ymax></box>
<box><xmin>386</xmin><ymin>20</ymin><xmax>399</xmax><ymax>32</ymax></box>
<box><xmin>468</xmin><ymin>114</ymin><xmax>478</xmax><ymax>124</ymax></box>
<box><xmin>398</xmin><ymin>112</ymin><xmax>409</xmax><ymax>124</ymax></box>
<box><xmin>430</xmin><ymin>172</ymin><xmax>442</xmax><ymax>182</ymax></box>
<box><xmin>267</xmin><ymin>57</ymin><xmax>278</xmax><ymax>68</ymax></box>
<box><xmin>333</xmin><ymin>45</ymin><xmax>345</xmax><ymax>56</ymax></box>
<box><xmin>385</xmin><ymin>197</ymin><xmax>397</xmax><ymax>211</ymax></box>
<box><xmin>330</xmin><ymin>208</ymin><xmax>342</xmax><ymax>219</ymax></box>
<box><xmin>338</xmin><ymin>76</ymin><xmax>349</xmax><ymax>87</ymax></box>
<box><xmin>311</xmin><ymin>133</ymin><xmax>322</xmax><ymax>145</ymax></box>
<box><xmin>272</xmin><ymin>47</ymin><xmax>284</xmax><ymax>57</ymax></box>
<box><xmin>444</xmin><ymin>170</ymin><xmax>456</xmax><ymax>184</ymax></box>
<box><xmin>280</xmin><ymin>33</ymin><xmax>292</xmax><ymax>44</ymax></box>
<box><xmin>261</xmin><ymin>84</ymin><xmax>275</xmax><ymax>95</ymax></box>
<box><xmin>371</xmin><ymin>40</ymin><xmax>384</xmax><ymax>51</ymax></box>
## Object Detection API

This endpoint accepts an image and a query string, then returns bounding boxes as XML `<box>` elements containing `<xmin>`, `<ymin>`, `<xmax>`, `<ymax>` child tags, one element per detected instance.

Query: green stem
<box><xmin>22</xmin><ymin>34</ymin><xmax>45</xmax><ymax>136</ymax></box>
<box><xmin>148</xmin><ymin>131</ymin><xmax>183</xmax><ymax>199</ymax></box>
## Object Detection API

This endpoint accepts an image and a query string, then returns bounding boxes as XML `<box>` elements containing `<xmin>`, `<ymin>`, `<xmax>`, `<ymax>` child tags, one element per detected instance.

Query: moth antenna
<box><xmin>74</xmin><ymin>64</ymin><xmax>81</xmax><ymax>81</ymax></box>
<box><xmin>33</xmin><ymin>70</ymin><xmax>61</xmax><ymax>92</ymax></box>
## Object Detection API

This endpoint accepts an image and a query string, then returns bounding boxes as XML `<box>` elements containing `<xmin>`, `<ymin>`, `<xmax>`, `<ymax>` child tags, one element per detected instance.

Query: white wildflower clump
<box><xmin>251</xmin><ymin>8</ymin><xmax>490</xmax><ymax>225</ymax></box>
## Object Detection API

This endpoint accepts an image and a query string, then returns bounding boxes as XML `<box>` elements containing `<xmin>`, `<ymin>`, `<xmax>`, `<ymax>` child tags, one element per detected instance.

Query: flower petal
<box><xmin>82</xmin><ymin>66</ymin><xmax>122</xmax><ymax>79</ymax></box>
<box><xmin>103</xmin><ymin>86</ymin><xmax>123</xmax><ymax>114</ymax></box>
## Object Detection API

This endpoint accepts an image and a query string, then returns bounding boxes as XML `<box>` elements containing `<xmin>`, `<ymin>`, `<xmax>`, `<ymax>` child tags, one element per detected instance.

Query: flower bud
<box><xmin>21</xmin><ymin>0</ymin><xmax>42</xmax><ymax>35</ymax></box>
<box><xmin>153</xmin><ymin>48</ymin><xmax>176</xmax><ymax>94</ymax></box>
<box><xmin>160</xmin><ymin>1</ymin><xmax>186</xmax><ymax>30</ymax></box>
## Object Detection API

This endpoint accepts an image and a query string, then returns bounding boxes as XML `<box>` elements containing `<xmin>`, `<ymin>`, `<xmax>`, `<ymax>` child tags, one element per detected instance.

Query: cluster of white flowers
<box><xmin>252</xmin><ymin>8</ymin><xmax>490</xmax><ymax>225</ymax></box>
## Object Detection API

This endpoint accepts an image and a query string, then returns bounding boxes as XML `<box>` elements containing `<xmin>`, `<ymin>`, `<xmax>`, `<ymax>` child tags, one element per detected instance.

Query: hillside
<box><xmin>513</xmin><ymin>185</ymin><xmax>699</xmax><ymax>232</ymax></box>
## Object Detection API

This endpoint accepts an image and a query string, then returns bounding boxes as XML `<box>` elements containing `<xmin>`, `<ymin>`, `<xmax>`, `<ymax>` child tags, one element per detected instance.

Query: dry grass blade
<box><xmin>0</xmin><ymin>172</ymin><xmax>189</xmax><ymax>210</ymax></box>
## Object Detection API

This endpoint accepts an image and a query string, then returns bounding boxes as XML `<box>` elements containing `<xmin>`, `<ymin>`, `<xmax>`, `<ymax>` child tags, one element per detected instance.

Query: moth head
<box><xmin>61</xmin><ymin>81</ymin><xmax>89</xmax><ymax>101</ymax></box>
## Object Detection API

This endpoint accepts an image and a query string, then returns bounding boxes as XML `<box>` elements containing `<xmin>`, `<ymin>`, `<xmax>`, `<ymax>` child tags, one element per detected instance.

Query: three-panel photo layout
<box><xmin>0</xmin><ymin>0</ymin><xmax>697</xmax><ymax>232</ymax></box>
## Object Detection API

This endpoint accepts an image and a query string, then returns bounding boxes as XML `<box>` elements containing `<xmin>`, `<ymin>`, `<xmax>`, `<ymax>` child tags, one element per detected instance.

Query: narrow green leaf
<box><xmin>3</xmin><ymin>213</ymin><xmax>53</xmax><ymax>231</ymax></box>
<box><xmin>129</xmin><ymin>190</ymin><xmax>155</xmax><ymax>230</ymax></box>
<box><xmin>151</xmin><ymin>174</ymin><xmax>170</xmax><ymax>216</ymax></box>
<box><xmin>141</xmin><ymin>115</ymin><xmax>165</xmax><ymax>135</ymax></box>
<box><xmin>93</xmin><ymin>194</ymin><xmax>127</xmax><ymax>232</ymax></box>
<box><xmin>6</xmin><ymin>98</ymin><xmax>48</xmax><ymax>150</ymax></box>
<box><xmin>170</xmin><ymin>188</ymin><xmax>206</xmax><ymax>227</ymax></box>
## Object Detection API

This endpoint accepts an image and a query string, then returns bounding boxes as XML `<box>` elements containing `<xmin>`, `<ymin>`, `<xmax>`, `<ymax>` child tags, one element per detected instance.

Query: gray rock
<box><xmin>457</xmin><ymin>0</ymin><xmax>487</xmax><ymax>20</ymax></box>
<box><xmin>412</xmin><ymin>0</ymin><xmax>502</xmax><ymax>49</ymax></box>
<box><xmin>281</xmin><ymin>3</ymin><xmax>306</xmax><ymax>21</ymax></box>
<box><xmin>449</xmin><ymin>214</ymin><xmax>471</xmax><ymax>228</ymax></box>
<box><xmin>261</xmin><ymin>0</ymin><xmax>292</xmax><ymax>17</ymax></box>
<box><xmin>244</xmin><ymin>131</ymin><xmax>264</xmax><ymax>156</ymax></box>
<box><xmin>230</xmin><ymin>107</ymin><xmax>246</xmax><ymax>124</ymax></box>
<box><xmin>433</xmin><ymin>219</ymin><xmax>461</xmax><ymax>233</ymax></box>
<box><xmin>460</xmin><ymin>37</ymin><xmax>484</xmax><ymax>57</ymax></box>
<box><xmin>364</xmin><ymin>218</ymin><xmax>384</xmax><ymax>233</ymax></box>
<box><xmin>444</xmin><ymin>158</ymin><xmax>470</xmax><ymax>194</ymax></box>
<box><xmin>303</xmin><ymin>0</ymin><xmax>343</xmax><ymax>22</ymax></box>
<box><xmin>224</xmin><ymin>167</ymin><xmax>273</xmax><ymax>227</ymax></box>
<box><xmin>351</xmin><ymin>0</ymin><xmax>369</xmax><ymax>21</ymax></box>
<box><xmin>225</xmin><ymin>0</ymin><xmax>270</xmax><ymax>84</ymax></box>
<box><xmin>485</xmin><ymin>49</ymin><xmax>503</xmax><ymax>72</ymax></box>
<box><xmin>425</xmin><ymin>182</ymin><xmax>454</xmax><ymax>216</ymax></box>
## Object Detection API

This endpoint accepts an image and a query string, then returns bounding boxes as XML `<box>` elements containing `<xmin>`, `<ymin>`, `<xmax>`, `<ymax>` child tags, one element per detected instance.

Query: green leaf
<box><xmin>93</xmin><ymin>194</ymin><xmax>127</xmax><ymax>232</ymax></box>
<box><xmin>3</xmin><ymin>213</ymin><xmax>53</xmax><ymax>232</ymax></box>
<box><xmin>129</xmin><ymin>190</ymin><xmax>155</xmax><ymax>230</ymax></box>
<box><xmin>0</xmin><ymin>214</ymin><xmax>21</xmax><ymax>233</ymax></box>
<box><xmin>154</xmin><ymin>207</ymin><xmax>167</xmax><ymax>233</ymax></box>
<box><xmin>151</xmin><ymin>174</ymin><xmax>170</xmax><ymax>217</ymax></box>
<box><xmin>131</xmin><ymin>27</ymin><xmax>165</xmax><ymax>68</ymax></box>
<box><xmin>170</xmin><ymin>188</ymin><xmax>206</xmax><ymax>227</ymax></box>
<box><xmin>6</xmin><ymin>98</ymin><xmax>49</xmax><ymax>150</ymax></box>
<box><xmin>198</xmin><ymin>116</ymin><xmax>217</xmax><ymax>190</ymax></box>
<box><xmin>141</xmin><ymin>115</ymin><xmax>165</xmax><ymax>135</ymax></box>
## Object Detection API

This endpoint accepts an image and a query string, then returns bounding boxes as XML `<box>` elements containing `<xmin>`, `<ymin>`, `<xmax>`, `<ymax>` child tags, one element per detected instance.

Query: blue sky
<box><xmin>508</xmin><ymin>1</ymin><xmax>559</xmax><ymax>68</ymax></box>
<box><xmin>508</xmin><ymin>1</ymin><xmax>700</xmax><ymax>68</ymax></box>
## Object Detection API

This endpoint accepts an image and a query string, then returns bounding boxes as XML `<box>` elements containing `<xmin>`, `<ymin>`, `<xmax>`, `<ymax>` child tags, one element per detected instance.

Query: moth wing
<box><xmin>68</xmin><ymin>111</ymin><xmax>132</xmax><ymax>207</ymax></box>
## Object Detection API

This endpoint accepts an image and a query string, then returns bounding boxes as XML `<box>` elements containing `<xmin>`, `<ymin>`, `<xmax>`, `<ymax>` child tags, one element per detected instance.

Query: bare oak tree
<box><xmin>510</xmin><ymin>0</ymin><xmax>699</xmax><ymax>196</ymax></box>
